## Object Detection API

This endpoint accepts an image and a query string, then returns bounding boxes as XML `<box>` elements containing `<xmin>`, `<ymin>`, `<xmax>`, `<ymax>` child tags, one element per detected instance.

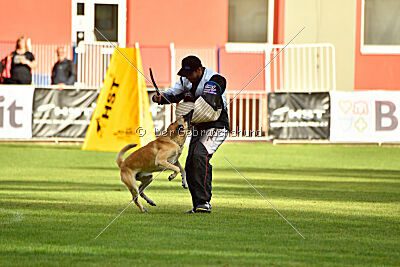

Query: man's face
<box><xmin>57</xmin><ymin>47</ymin><xmax>66</xmax><ymax>61</ymax></box>
<box><xmin>186</xmin><ymin>67</ymin><xmax>202</xmax><ymax>84</ymax></box>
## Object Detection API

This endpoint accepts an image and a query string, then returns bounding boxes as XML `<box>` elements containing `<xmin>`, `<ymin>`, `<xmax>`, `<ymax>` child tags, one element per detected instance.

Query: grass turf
<box><xmin>0</xmin><ymin>142</ymin><xmax>399</xmax><ymax>266</ymax></box>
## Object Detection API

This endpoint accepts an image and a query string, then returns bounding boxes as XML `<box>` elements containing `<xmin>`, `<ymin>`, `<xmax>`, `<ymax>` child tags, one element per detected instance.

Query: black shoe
<box><xmin>185</xmin><ymin>208</ymin><xmax>195</xmax><ymax>214</ymax></box>
<box><xmin>195</xmin><ymin>203</ymin><xmax>211</xmax><ymax>213</ymax></box>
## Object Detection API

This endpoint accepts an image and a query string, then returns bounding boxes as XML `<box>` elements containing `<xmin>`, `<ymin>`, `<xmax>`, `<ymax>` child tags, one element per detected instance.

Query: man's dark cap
<box><xmin>177</xmin><ymin>56</ymin><xmax>202</xmax><ymax>77</ymax></box>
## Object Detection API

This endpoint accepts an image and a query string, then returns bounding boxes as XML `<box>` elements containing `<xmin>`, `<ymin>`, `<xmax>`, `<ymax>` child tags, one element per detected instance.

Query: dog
<box><xmin>116</xmin><ymin>111</ymin><xmax>192</xmax><ymax>213</ymax></box>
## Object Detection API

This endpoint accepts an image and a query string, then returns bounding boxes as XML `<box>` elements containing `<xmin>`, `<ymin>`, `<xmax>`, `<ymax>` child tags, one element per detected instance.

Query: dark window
<box><xmin>364</xmin><ymin>0</ymin><xmax>400</xmax><ymax>45</ymax></box>
<box><xmin>94</xmin><ymin>4</ymin><xmax>118</xmax><ymax>42</ymax></box>
<box><xmin>228</xmin><ymin>0</ymin><xmax>268</xmax><ymax>42</ymax></box>
<box><xmin>77</xmin><ymin>2</ymin><xmax>84</xmax><ymax>16</ymax></box>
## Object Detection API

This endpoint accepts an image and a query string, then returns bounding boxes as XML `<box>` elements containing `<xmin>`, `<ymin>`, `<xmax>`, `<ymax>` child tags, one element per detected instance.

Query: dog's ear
<box><xmin>183</xmin><ymin>109</ymin><xmax>194</xmax><ymax>126</ymax></box>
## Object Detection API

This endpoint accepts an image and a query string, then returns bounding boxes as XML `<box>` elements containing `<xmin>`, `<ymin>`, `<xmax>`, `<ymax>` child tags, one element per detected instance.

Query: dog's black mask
<box><xmin>182</xmin><ymin>109</ymin><xmax>194</xmax><ymax>126</ymax></box>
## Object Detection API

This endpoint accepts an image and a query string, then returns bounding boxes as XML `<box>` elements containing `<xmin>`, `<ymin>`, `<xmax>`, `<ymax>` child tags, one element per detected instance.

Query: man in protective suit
<box><xmin>152</xmin><ymin>55</ymin><xmax>229</xmax><ymax>213</ymax></box>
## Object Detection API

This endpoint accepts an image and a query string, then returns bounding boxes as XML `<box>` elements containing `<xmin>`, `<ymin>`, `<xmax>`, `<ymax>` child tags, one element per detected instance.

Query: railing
<box><xmin>270</xmin><ymin>44</ymin><xmax>336</xmax><ymax>92</ymax></box>
<box><xmin>226</xmin><ymin>91</ymin><xmax>269</xmax><ymax>139</ymax></box>
<box><xmin>75</xmin><ymin>42</ymin><xmax>114</xmax><ymax>88</ymax></box>
<box><xmin>225</xmin><ymin>43</ymin><xmax>336</xmax><ymax>92</ymax></box>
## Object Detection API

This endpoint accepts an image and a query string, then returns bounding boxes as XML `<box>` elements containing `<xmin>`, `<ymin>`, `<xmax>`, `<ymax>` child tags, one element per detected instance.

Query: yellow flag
<box><xmin>82</xmin><ymin>48</ymin><xmax>155</xmax><ymax>152</ymax></box>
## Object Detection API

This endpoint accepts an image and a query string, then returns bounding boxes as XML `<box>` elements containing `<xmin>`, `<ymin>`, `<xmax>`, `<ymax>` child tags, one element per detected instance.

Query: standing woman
<box><xmin>9</xmin><ymin>36</ymin><xmax>37</xmax><ymax>84</ymax></box>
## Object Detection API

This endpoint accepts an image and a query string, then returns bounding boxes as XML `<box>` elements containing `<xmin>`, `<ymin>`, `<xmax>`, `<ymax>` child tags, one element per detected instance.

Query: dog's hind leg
<box><xmin>120</xmin><ymin>169</ymin><xmax>147</xmax><ymax>213</ymax></box>
<box><xmin>138</xmin><ymin>175</ymin><xmax>156</xmax><ymax>206</ymax></box>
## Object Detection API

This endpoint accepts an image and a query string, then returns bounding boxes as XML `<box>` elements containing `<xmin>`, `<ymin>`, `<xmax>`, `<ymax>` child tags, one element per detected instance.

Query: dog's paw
<box><xmin>143</xmin><ymin>207</ymin><xmax>148</xmax><ymax>213</ymax></box>
<box><xmin>168</xmin><ymin>174</ymin><xmax>175</xmax><ymax>181</ymax></box>
<box><xmin>147</xmin><ymin>200</ymin><xmax>156</xmax><ymax>206</ymax></box>
<box><xmin>182</xmin><ymin>182</ymin><xmax>188</xmax><ymax>189</ymax></box>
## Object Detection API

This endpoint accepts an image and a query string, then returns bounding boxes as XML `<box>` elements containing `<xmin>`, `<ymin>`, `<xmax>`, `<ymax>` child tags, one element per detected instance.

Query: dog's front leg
<box><xmin>157</xmin><ymin>160</ymin><xmax>181</xmax><ymax>173</ymax></box>
<box><xmin>168</xmin><ymin>160</ymin><xmax>180</xmax><ymax>181</ymax></box>
<box><xmin>168</xmin><ymin>160</ymin><xmax>188</xmax><ymax>189</ymax></box>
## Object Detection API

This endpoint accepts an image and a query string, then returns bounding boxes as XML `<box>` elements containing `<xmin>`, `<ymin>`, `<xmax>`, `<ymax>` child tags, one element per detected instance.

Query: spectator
<box><xmin>51</xmin><ymin>46</ymin><xmax>76</xmax><ymax>89</ymax></box>
<box><xmin>8</xmin><ymin>36</ymin><xmax>36</xmax><ymax>84</ymax></box>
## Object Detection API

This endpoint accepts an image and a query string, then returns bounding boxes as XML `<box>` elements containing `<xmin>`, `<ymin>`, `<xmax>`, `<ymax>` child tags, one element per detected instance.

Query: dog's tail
<box><xmin>116</xmin><ymin>143</ymin><xmax>138</xmax><ymax>168</ymax></box>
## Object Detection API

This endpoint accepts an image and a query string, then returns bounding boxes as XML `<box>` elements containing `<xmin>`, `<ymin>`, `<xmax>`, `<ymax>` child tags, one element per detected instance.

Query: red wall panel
<box><xmin>127</xmin><ymin>0</ymin><xmax>228</xmax><ymax>46</ymax></box>
<box><xmin>219</xmin><ymin>47</ymin><xmax>265</xmax><ymax>92</ymax></box>
<box><xmin>140</xmin><ymin>46</ymin><xmax>171</xmax><ymax>87</ymax></box>
<box><xmin>0</xmin><ymin>0</ymin><xmax>71</xmax><ymax>44</ymax></box>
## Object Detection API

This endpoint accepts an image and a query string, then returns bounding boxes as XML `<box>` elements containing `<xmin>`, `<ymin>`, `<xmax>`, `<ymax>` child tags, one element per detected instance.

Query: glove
<box><xmin>152</xmin><ymin>94</ymin><xmax>163</xmax><ymax>105</ymax></box>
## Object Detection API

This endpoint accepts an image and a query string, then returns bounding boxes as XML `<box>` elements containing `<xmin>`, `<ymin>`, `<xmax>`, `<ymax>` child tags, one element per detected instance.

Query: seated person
<box><xmin>51</xmin><ymin>46</ymin><xmax>76</xmax><ymax>88</ymax></box>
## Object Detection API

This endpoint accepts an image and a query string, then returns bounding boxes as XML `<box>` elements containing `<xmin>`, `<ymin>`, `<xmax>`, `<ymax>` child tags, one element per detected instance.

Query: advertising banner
<box><xmin>268</xmin><ymin>93</ymin><xmax>330</xmax><ymax>139</ymax></box>
<box><xmin>32</xmin><ymin>88</ymin><xmax>98</xmax><ymax>138</ymax></box>
<box><xmin>330</xmin><ymin>91</ymin><xmax>400</xmax><ymax>142</ymax></box>
<box><xmin>0</xmin><ymin>85</ymin><xmax>34</xmax><ymax>139</ymax></box>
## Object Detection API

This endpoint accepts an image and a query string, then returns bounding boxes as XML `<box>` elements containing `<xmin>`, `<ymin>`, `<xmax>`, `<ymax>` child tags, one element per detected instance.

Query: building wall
<box><xmin>354</xmin><ymin>0</ymin><xmax>400</xmax><ymax>90</ymax></box>
<box><xmin>0</xmin><ymin>0</ymin><xmax>71</xmax><ymax>44</ymax></box>
<box><xmin>273</xmin><ymin>0</ymin><xmax>285</xmax><ymax>44</ymax></box>
<box><xmin>126</xmin><ymin>0</ymin><xmax>229</xmax><ymax>47</ymax></box>
<box><xmin>284</xmin><ymin>0</ymin><xmax>356</xmax><ymax>91</ymax></box>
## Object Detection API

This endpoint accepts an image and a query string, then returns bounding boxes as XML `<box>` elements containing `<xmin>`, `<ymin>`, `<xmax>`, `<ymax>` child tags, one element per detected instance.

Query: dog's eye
<box><xmin>176</xmin><ymin>125</ymin><xmax>184</xmax><ymax>132</ymax></box>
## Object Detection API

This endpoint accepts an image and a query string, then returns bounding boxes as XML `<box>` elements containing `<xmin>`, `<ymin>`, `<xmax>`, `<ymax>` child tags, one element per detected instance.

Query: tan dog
<box><xmin>116</xmin><ymin>112</ymin><xmax>192</xmax><ymax>213</ymax></box>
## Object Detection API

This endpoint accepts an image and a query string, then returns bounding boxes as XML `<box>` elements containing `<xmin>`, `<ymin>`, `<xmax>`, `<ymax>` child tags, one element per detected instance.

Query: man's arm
<box><xmin>65</xmin><ymin>61</ymin><xmax>76</xmax><ymax>85</ymax></box>
<box><xmin>51</xmin><ymin>63</ymin><xmax>56</xmax><ymax>85</ymax></box>
<box><xmin>153</xmin><ymin>79</ymin><xmax>186</xmax><ymax>104</ymax></box>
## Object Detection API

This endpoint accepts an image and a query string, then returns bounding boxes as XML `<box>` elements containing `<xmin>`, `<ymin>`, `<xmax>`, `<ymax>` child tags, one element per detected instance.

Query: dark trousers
<box><xmin>185</xmin><ymin>131</ymin><xmax>213</xmax><ymax>208</ymax></box>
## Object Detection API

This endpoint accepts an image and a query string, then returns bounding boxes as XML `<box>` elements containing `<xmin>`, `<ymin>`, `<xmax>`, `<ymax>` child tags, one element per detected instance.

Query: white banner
<box><xmin>330</xmin><ymin>91</ymin><xmax>400</xmax><ymax>142</ymax></box>
<box><xmin>0</xmin><ymin>85</ymin><xmax>35</xmax><ymax>139</ymax></box>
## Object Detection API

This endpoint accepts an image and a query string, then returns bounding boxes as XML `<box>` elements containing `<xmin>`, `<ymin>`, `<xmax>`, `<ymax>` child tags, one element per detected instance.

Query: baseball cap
<box><xmin>177</xmin><ymin>56</ymin><xmax>202</xmax><ymax>77</ymax></box>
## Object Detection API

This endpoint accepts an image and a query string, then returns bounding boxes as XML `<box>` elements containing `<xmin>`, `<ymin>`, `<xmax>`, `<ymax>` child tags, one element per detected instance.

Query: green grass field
<box><xmin>0</xmin><ymin>142</ymin><xmax>399</xmax><ymax>266</ymax></box>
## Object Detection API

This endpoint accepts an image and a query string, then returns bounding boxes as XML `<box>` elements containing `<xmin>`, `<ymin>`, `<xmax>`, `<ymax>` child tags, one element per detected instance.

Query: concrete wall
<box><xmin>284</xmin><ymin>0</ymin><xmax>356</xmax><ymax>91</ymax></box>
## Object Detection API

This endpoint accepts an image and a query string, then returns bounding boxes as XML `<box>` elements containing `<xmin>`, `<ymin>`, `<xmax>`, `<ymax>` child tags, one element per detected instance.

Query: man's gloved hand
<box><xmin>152</xmin><ymin>93</ymin><xmax>163</xmax><ymax>104</ymax></box>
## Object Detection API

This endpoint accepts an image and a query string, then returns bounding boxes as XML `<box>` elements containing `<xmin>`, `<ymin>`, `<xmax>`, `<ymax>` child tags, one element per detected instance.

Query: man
<box><xmin>51</xmin><ymin>46</ymin><xmax>76</xmax><ymax>89</ymax></box>
<box><xmin>153</xmin><ymin>55</ymin><xmax>230</xmax><ymax>213</ymax></box>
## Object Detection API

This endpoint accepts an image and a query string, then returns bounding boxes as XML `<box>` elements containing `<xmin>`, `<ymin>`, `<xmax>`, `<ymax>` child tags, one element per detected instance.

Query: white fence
<box><xmin>270</xmin><ymin>44</ymin><xmax>336</xmax><ymax>92</ymax></box>
<box><xmin>75</xmin><ymin>42</ymin><xmax>115</xmax><ymax>88</ymax></box>
<box><xmin>225</xmin><ymin>43</ymin><xmax>336</xmax><ymax>92</ymax></box>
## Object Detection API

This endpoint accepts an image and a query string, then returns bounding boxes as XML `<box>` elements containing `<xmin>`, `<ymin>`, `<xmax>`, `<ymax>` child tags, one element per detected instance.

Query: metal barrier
<box><xmin>227</xmin><ymin>91</ymin><xmax>269</xmax><ymax>139</ymax></box>
<box><xmin>225</xmin><ymin>43</ymin><xmax>336</xmax><ymax>92</ymax></box>
<box><xmin>270</xmin><ymin>44</ymin><xmax>336</xmax><ymax>92</ymax></box>
<box><xmin>75</xmin><ymin>42</ymin><xmax>114</xmax><ymax>88</ymax></box>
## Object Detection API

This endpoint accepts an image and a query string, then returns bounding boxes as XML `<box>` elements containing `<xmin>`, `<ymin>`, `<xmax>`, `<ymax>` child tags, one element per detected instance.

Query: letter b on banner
<box><xmin>375</xmin><ymin>101</ymin><xmax>398</xmax><ymax>131</ymax></box>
